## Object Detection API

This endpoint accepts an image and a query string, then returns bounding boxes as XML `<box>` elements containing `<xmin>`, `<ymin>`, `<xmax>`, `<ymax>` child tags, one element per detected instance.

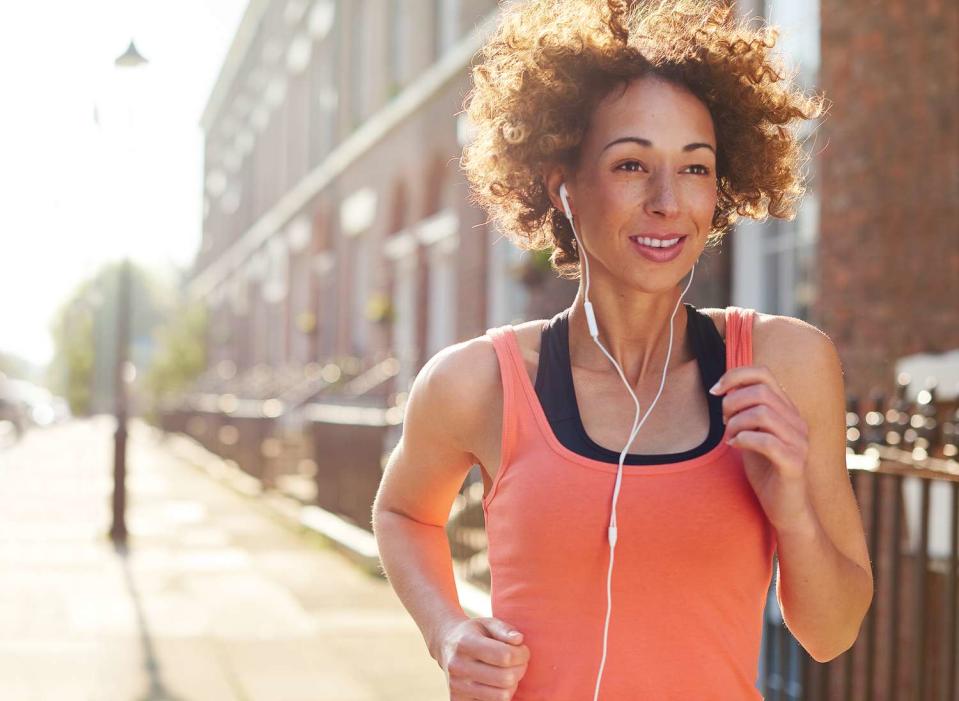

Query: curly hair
<box><xmin>459</xmin><ymin>0</ymin><xmax>828</xmax><ymax>279</ymax></box>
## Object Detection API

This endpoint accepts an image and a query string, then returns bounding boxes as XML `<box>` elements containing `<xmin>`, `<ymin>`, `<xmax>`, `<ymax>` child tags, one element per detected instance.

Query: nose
<box><xmin>643</xmin><ymin>173</ymin><xmax>680</xmax><ymax>218</ymax></box>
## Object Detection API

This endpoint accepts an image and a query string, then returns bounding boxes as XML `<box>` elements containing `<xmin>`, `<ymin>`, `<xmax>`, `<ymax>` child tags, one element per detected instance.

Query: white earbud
<box><xmin>557</xmin><ymin>179</ymin><xmax>696</xmax><ymax>700</ymax></box>
<box><xmin>559</xmin><ymin>183</ymin><xmax>600</xmax><ymax>339</ymax></box>
<box><xmin>559</xmin><ymin>181</ymin><xmax>574</xmax><ymax>220</ymax></box>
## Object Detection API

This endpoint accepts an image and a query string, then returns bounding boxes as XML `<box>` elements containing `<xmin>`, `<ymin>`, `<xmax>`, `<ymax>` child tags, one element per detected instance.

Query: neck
<box><xmin>567</xmin><ymin>282</ymin><xmax>692</xmax><ymax>388</ymax></box>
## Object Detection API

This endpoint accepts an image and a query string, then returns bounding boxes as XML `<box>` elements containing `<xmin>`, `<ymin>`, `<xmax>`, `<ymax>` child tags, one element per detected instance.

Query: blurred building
<box><xmin>725</xmin><ymin>0</ymin><xmax>956</xmax><ymax>399</ymax></box>
<box><xmin>815</xmin><ymin>0</ymin><xmax>958</xmax><ymax>397</ymax></box>
<box><xmin>192</xmin><ymin>0</ymin><xmax>526</xmax><ymax>407</ymax></box>
<box><xmin>188</xmin><ymin>0</ymin><xmax>956</xmax><ymax>442</ymax></box>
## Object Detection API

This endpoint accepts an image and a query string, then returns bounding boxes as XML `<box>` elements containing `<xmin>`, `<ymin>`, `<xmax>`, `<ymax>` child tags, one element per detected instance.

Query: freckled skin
<box><xmin>543</xmin><ymin>73</ymin><xmax>719</xmax><ymax>389</ymax></box>
<box><xmin>547</xmin><ymin>74</ymin><xmax>718</xmax><ymax>300</ymax></box>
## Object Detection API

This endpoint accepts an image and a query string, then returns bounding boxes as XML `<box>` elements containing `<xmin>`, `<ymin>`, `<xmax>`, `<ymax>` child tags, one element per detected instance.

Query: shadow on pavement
<box><xmin>113</xmin><ymin>541</ymin><xmax>191</xmax><ymax>701</ymax></box>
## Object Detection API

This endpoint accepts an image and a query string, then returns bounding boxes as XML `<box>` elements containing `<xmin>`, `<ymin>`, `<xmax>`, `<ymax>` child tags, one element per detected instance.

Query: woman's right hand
<box><xmin>436</xmin><ymin>617</ymin><xmax>531</xmax><ymax>700</ymax></box>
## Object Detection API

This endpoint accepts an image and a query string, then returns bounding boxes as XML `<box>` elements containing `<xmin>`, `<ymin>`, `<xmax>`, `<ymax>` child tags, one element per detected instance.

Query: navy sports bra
<box><xmin>533</xmin><ymin>302</ymin><xmax>726</xmax><ymax>465</ymax></box>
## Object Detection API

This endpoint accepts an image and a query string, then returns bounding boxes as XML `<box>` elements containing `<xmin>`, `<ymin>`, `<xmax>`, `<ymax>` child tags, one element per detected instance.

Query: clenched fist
<box><xmin>436</xmin><ymin>617</ymin><xmax>530</xmax><ymax>700</ymax></box>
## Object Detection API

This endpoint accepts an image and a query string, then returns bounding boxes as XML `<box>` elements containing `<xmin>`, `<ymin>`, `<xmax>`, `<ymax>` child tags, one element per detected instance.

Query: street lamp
<box><xmin>115</xmin><ymin>41</ymin><xmax>148</xmax><ymax>68</ymax></box>
<box><xmin>109</xmin><ymin>39</ymin><xmax>148</xmax><ymax>547</ymax></box>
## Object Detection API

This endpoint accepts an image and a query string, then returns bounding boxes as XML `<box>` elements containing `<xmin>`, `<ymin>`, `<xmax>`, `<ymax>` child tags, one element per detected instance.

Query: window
<box><xmin>393</xmin><ymin>253</ymin><xmax>418</xmax><ymax>393</ymax></box>
<box><xmin>486</xmin><ymin>226</ymin><xmax>529</xmax><ymax>327</ymax></box>
<box><xmin>308</xmin><ymin>39</ymin><xmax>337</xmax><ymax>165</ymax></box>
<box><xmin>389</xmin><ymin>0</ymin><xmax>411</xmax><ymax>95</ymax></box>
<box><xmin>766</xmin><ymin>0</ymin><xmax>820</xmax><ymax>92</ymax></box>
<box><xmin>759</xmin><ymin>190</ymin><xmax>818</xmax><ymax>320</ymax></box>
<box><xmin>734</xmin><ymin>0</ymin><xmax>821</xmax><ymax>322</ymax></box>
<box><xmin>434</xmin><ymin>0</ymin><xmax>460</xmax><ymax>59</ymax></box>
<box><xmin>351</xmin><ymin>232</ymin><xmax>372</xmax><ymax>357</ymax></box>
<box><xmin>426</xmin><ymin>226</ymin><xmax>458</xmax><ymax>356</ymax></box>
<box><xmin>349</xmin><ymin>0</ymin><xmax>367</xmax><ymax>127</ymax></box>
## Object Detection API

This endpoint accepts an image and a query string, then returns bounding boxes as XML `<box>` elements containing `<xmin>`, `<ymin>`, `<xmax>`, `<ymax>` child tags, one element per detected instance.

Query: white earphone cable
<box><xmin>559</xmin><ymin>183</ymin><xmax>695</xmax><ymax>700</ymax></box>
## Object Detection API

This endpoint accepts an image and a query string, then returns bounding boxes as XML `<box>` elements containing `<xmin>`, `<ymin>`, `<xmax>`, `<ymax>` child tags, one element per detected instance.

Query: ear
<box><xmin>543</xmin><ymin>165</ymin><xmax>572</xmax><ymax>217</ymax></box>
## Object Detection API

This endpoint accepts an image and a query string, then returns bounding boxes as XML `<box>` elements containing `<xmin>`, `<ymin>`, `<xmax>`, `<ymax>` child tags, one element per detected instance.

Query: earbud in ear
<box><xmin>558</xmin><ymin>183</ymin><xmax>573</xmax><ymax>221</ymax></box>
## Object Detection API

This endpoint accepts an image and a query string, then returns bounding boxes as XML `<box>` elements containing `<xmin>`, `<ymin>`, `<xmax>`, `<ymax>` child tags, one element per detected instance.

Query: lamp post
<box><xmin>109</xmin><ymin>39</ymin><xmax>148</xmax><ymax>546</ymax></box>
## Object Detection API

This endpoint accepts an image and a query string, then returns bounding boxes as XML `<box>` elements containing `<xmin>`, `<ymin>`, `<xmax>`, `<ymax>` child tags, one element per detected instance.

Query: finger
<box><xmin>726</xmin><ymin>404</ymin><xmax>801</xmax><ymax>448</ymax></box>
<box><xmin>728</xmin><ymin>429</ymin><xmax>792</xmax><ymax>465</ymax></box>
<box><xmin>449</xmin><ymin>675</ymin><xmax>519</xmax><ymax>701</ymax></box>
<box><xmin>467</xmin><ymin>637</ymin><xmax>529</xmax><ymax>668</ymax></box>
<box><xmin>477</xmin><ymin>617</ymin><xmax>524</xmax><ymax>645</ymax></box>
<box><xmin>722</xmin><ymin>384</ymin><xmax>806</xmax><ymax>436</ymax></box>
<box><xmin>724</xmin><ymin>387</ymin><xmax>807</xmax><ymax>438</ymax></box>
<box><xmin>712</xmin><ymin>365</ymin><xmax>791</xmax><ymax>406</ymax></box>
<box><xmin>450</xmin><ymin>657</ymin><xmax>527</xmax><ymax>689</ymax></box>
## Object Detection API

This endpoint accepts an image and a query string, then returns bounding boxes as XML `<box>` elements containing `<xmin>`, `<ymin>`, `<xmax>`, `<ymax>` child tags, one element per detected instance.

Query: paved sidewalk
<box><xmin>0</xmin><ymin>417</ymin><xmax>448</xmax><ymax>701</ymax></box>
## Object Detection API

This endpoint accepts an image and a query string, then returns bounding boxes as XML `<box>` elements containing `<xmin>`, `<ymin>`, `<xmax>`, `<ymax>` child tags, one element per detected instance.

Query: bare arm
<box><xmin>371</xmin><ymin>340</ymin><xmax>490</xmax><ymax>661</ymax></box>
<box><xmin>771</xmin><ymin>324</ymin><xmax>873</xmax><ymax>661</ymax></box>
<box><xmin>750</xmin><ymin>315</ymin><xmax>874</xmax><ymax>662</ymax></box>
<box><xmin>372</xmin><ymin>512</ymin><xmax>471</xmax><ymax>661</ymax></box>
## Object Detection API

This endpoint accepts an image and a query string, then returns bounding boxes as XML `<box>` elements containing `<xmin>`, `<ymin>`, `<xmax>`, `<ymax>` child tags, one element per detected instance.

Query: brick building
<box><xmin>191</xmin><ymin>0</ymin><xmax>541</xmax><ymax>403</ymax></box>
<box><xmin>190</xmin><ymin>0</ymin><xmax>955</xmax><ymax>410</ymax></box>
<box><xmin>816</xmin><ymin>0</ymin><xmax>959</xmax><ymax>397</ymax></box>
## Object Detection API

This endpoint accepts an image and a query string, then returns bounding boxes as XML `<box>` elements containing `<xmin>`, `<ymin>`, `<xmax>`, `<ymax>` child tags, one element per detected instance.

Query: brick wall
<box><xmin>817</xmin><ymin>0</ymin><xmax>959</xmax><ymax>398</ymax></box>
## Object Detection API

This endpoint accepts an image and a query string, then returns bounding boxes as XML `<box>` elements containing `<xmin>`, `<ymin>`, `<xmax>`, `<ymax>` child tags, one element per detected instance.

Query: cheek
<box><xmin>579</xmin><ymin>183</ymin><xmax>627</xmax><ymax>226</ymax></box>
<box><xmin>690</xmin><ymin>185</ymin><xmax>718</xmax><ymax>225</ymax></box>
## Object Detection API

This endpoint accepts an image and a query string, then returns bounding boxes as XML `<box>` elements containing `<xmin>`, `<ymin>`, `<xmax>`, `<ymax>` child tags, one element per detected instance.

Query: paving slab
<box><xmin>0</xmin><ymin>417</ymin><xmax>448</xmax><ymax>701</ymax></box>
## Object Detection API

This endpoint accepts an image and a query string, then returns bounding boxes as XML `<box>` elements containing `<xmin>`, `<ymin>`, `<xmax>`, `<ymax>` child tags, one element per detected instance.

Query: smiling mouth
<box><xmin>628</xmin><ymin>235</ymin><xmax>687</xmax><ymax>248</ymax></box>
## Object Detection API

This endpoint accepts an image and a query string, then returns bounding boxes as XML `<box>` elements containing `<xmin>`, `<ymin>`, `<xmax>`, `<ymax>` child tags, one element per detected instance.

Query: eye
<box><xmin>615</xmin><ymin>161</ymin><xmax>712</xmax><ymax>175</ymax></box>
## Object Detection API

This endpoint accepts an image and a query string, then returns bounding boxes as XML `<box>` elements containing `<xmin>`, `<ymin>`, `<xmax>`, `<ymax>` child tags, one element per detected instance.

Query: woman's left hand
<box><xmin>710</xmin><ymin>365</ymin><xmax>814</xmax><ymax>534</ymax></box>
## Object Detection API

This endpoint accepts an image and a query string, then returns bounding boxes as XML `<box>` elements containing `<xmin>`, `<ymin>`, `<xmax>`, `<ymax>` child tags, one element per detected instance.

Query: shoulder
<box><xmin>751</xmin><ymin>311</ymin><xmax>839</xmax><ymax>371</ymax></box>
<box><xmin>749</xmin><ymin>311</ymin><xmax>845</xmax><ymax>408</ymax></box>
<box><xmin>699</xmin><ymin>306</ymin><xmax>839</xmax><ymax>378</ymax></box>
<box><xmin>428</xmin><ymin>321</ymin><xmax>543</xmax><ymax>388</ymax></box>
<box><xmin>417</xmin><ymin>333</ymin><xmax>501</xmax><ymax>410</ymax></box>
<box><xmin>695</xmin><ymin>307</ymin><xmax>728</xmax><ymax>342</ymax></box>
<box><xmin>418</xmin><ymin>320</ymin><xmax>547</xmax><ymax>449</ymax></box>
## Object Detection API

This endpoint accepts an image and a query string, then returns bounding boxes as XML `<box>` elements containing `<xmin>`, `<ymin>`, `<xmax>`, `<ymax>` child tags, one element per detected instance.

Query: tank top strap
<box><xmin>724</xmin><ymin>305</ymin><xmax>757</xmax><ymax>371</ymax></box>
<box><xmin>484</xmin><ymin>324</ymin><xmax>525</xmax><ymax>475</ymax></box>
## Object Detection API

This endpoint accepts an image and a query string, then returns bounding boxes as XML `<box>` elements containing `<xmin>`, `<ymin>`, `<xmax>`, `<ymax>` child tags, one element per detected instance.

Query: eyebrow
<box><xmin>601</xmin><ymin>136</ymin><xmax>716</xmax><ymax>155</ymax></box>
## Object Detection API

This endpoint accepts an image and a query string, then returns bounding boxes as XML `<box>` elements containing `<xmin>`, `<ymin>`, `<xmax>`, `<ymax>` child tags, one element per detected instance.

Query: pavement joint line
<box><xmin>154</xmin><ymin>426</ymin><xmax>492</xmax><ymax>618</ymax></box>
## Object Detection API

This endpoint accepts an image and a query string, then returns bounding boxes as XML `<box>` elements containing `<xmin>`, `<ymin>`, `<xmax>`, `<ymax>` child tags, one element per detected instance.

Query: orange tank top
<box><xmin>482</xmin><ymin>305</ymin><xmax>776</xmax><ymax>700</ymax></box>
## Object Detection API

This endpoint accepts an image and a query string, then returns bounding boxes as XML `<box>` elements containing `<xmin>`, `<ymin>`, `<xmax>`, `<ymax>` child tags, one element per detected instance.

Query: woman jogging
<box><xmin>373</xmin><ymin>1</ymin><xmax>873</xmax><ymax>698</ymax></box>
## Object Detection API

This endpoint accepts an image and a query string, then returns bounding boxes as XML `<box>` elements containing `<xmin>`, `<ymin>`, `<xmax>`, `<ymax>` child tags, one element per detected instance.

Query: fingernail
<box><xmin>708</xmin><ymin>381</ymin><xmax>721</xmax><ymax>395</ymax></box>
<box><xmin>508</xmin><ymin>631</ymin><xmax>520</xmax><ymax>638</ymax></box>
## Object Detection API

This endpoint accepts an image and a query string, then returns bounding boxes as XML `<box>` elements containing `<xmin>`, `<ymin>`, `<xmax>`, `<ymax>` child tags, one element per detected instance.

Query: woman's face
<box><xmin>558</xmin><ymin>74</ymin><xmax>718</xmax><ymax>290</ymax></box>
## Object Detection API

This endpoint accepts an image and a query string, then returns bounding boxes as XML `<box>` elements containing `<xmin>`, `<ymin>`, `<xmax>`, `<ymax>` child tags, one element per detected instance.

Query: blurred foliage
<box><xmin>508</xmin><ymin>247</ymin><xmax>555</xmax><ymax>287</ymax></box>
<box><xmin>143</xmin><ymin>300</ymin><xmax>207</xmax><ymax>416</ymax></box>
<box><xmin>48</xmin><ymin>311</ymin><xmax>95</xmax><ymax>415</ymax></box>
<box><xmin>364</xmin><ymin>291</ymin><xmax>395</xmax><ymax>324</ymax></box>
<box><xmin>48</xmin><ymin>261</ymin><xmax>170</xmax><ymax>416</ymax></box>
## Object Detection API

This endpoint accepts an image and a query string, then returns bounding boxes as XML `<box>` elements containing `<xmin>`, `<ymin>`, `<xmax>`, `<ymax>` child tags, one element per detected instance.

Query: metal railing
<box><xmin>757</xmin><ymin>373</ymin><xmax>958</xmax><ymax>701</ymax></box>
<box><xmin>761</xmin><ymin>454</ymin><xmax>958</xmax><ymax>701</ymax></box>
<box><xmin>157</xmin><ymin>354</ymin><xmax>400</xmax><ymax>529</ymax></box>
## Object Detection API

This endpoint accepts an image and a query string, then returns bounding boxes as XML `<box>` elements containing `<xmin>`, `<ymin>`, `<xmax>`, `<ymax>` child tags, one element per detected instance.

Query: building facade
<box><xmin>192</xmin><ymin>0</ymin><xmax>956</xmax><ymax>412</ymax></box>
<box><xmin>816</xmin><ymin>0</ymin><xmax>959</xmax><ymax>397</ymax></box>
<box><xmin>193</xmin><ymin>0</ymin><xmax>531</xmax><ymax>403</ymax></box>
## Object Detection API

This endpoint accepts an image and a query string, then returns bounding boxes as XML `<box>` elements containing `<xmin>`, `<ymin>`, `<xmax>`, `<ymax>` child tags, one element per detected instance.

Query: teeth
<box><xmin>634</xmin><ymin>236</ymin><xmax>680</xmax><ymax>248</ymax></box>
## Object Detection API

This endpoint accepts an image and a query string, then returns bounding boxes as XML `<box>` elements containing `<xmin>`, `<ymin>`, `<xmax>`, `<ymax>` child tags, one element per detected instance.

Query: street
<box><xmin>0</xmin><ymin>417</ymin><xmax>447</xmax><ymax>701</ymax></box>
